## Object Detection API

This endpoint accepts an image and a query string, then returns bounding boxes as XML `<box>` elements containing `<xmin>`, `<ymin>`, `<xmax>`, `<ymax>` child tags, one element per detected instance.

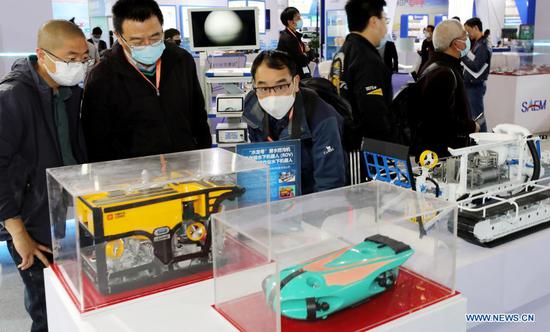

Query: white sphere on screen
<box><xmin>204</xmin><ymin>11</ymin><xmax>243</xmax><ymax>44</ymax></box>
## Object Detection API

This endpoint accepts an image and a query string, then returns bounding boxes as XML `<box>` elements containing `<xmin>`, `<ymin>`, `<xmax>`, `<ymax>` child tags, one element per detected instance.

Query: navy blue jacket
<box><xmin>0</xmin><ymin>57</ymin><xmax>87</xmax><ymax>246</ymax></box>
<box><xmin>243</xmin><ymin>88</ymin><xmax>346</xmax><ymax>194</ymax></box>
<box><xmin>462</xmin><ymin>36</ymin><xmax>492</xmax><ymax>85</ymax></box>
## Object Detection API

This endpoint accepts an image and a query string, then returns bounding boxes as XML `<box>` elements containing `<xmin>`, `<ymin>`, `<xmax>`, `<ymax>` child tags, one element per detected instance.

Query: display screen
<box><xmin>189</xmin><ymin>9</ymin><xmax>258</xmax><ymax>51</ymax></box>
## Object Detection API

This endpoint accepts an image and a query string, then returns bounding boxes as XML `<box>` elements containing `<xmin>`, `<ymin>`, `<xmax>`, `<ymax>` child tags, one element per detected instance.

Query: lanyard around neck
<box><xmin>287</xmin><ymin>28</ymin><xmax>305</xmax><ymax>53</ymax></box>
<box><xmin>125</xmin><ymin>54</ymin><xmax>162</xmax><ymax>96</ymax></box>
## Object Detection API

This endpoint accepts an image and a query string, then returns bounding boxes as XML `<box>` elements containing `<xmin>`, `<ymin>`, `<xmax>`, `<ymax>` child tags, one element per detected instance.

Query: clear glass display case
<box><xmin>47</xmin><ymin>148</ymin><xmax>268</xmax><ymax>312</ymax></box>
<box><xmin>491</xmin><ymin>41</ymin><xmax>550</xmax><ymax>76</ymax></box>
<box><xmin>212</xmin><ymin>181</ymin><xmax>457</xmax><ymax>332</ymax></box>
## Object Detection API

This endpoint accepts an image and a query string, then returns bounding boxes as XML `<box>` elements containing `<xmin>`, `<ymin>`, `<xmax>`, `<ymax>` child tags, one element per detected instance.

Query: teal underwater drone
<box><xmin>262</xmin><ymin>234</ymin><xmax>414</xmax><ymax>320</ymax></box>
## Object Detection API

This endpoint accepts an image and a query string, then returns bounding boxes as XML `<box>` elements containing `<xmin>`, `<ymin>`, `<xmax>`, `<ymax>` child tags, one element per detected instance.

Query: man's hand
<box><xmin>304</xmin><ymin>45</ymin><xmax>311</xmax><ymax>53</ymax></box>
<box><xmin>475</xmin><ymin>122</ymin><xmax>481</xmax><ymax>133</ymax></box>
<box><xmin>5</xmin><ymin>218</ymin><xmax>51</xmax><ymax>270</ymax></box>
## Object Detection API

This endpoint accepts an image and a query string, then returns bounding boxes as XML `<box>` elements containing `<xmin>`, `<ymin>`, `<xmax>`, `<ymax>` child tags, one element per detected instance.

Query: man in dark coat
<box><xmin>88</xmin><ymin>26</ymin><xmax>108</xmax><ymax>53</ymax></box>
<box><xmin>277</xmin><ymin>7</ymin><xmax>312</xmax><ymax>79</ymax></box>
<box><xmin>243</xmin><ymin>51</ymin><xmax>346</xmax><ymax>194</ymax></box>
<box><xmin>0</xmin><ymin>20</ymin><xmax>89</xmax><ymax>331</ymax></box>
<box><xmin>412</xmin><ymin>19</ymin><xmax>480</xmax><ymax>158</ymax></box>
<box><xmin>82</xmin><ymin>0</ymin><xmax>211</xmax><ymax>162</ymax></box>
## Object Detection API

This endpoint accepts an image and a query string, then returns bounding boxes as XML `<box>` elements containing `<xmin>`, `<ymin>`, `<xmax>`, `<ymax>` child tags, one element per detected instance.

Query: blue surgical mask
<box><xmin>458</xmin><ymin>38</ymin><xmax>471</xmax><ymax>58</ymax></box>
<box><xmin>296</xmin><ymin>19</ymin><xmax>303</xmax><ymax>30</ymax></box>
<box><xmin>123</xmin><ymin>38</ymin><xmax>166</xmax><ymax>65</ymax></box>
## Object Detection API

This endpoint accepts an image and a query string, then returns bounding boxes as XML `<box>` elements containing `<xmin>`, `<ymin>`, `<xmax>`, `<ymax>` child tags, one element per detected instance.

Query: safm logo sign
<box><xmin>521</xmin><ymin>99</ymin><xmax>548</xmax><ymax>113</ymax></box>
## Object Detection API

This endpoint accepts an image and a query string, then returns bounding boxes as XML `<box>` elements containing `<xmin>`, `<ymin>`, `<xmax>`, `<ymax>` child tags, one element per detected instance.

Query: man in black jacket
<box><xmin>413</xmin><ymin>19</ymin><xmax>479</xmax><ymax>158</ymax></box>
<box><xmin>88</xmin><ymin>26</ymin><xmax>108</xmax><ymax>53</ymax></box>
<box><xmin>277</xmin><ymin>7</ymin><xmax>312</xmax><ymax>79</ymax></box>
<box><xmin>419</xmin><ymin>25</ymin><xmax>435</xmax><ymax>71</ymax></box>
<box><xmin>463</xmin><ymin>17</ymin><xmax>492</xmax><ymax>132</ymax></box>
<box><xmin>82</xmin><ymin>0</ymin><xmax>211</xmax><ymax>162</ymax></box>
<box><xmin>0</xmin><ymin>20</ymin><xmax>89</xmax><ymax>331</ymax></box>
<box><xmin>331</xmin><ymin>0</ymin><xmax>393</xmax><ymax>148</ymax></box>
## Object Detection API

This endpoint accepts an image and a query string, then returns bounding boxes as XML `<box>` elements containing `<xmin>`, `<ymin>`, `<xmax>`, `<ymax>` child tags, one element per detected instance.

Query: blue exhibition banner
<box><xmin>236</xmin><ymin>140</ymin><xmax>301</xmax><ymax>204</ymax></box>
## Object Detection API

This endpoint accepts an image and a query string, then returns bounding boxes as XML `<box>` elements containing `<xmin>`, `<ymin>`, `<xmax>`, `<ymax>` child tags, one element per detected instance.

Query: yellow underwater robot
<box><xmin>76</xmin><ymin>179</ymin><xmax>245</xmax><ymax>294</ymax></box>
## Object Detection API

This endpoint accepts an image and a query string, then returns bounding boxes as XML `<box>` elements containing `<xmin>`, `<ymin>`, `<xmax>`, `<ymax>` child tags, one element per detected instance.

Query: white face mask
<box><xmin>44</xmin><ymin>53</ymin><xmax>87</xmax><ymax>86</ymax></box>
<box><xmin>259</xmin><ymin>94</ymin><xmax>296</xmax><ymax>120</ymax></box>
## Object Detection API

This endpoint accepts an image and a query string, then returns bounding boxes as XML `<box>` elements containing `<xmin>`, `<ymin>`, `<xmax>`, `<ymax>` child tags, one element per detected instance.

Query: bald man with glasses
<box><xmin>0</xmin><ymin>20</ymin><xmax>89</xmax><ymax>331</ymax></box>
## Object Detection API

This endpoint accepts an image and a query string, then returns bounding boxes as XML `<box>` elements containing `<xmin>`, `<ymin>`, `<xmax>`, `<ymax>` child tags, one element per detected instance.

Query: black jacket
<box><xmin>336</xmin><ymin>33</ymin><xmax>394</xmax><ymax>146</ymax></box>
<box><xmin>383</xmin><ymin>41</ymin><xmax>399</xmax><ymax>73</ymax></box>
<box><xmin>413</xmin><ymin>52</ymin><xmax>477</xmax><ymax>158</ymax></box>
<box><xmin>243</xmin><ymin>88</ymin><xmax>346</xmax><ymax>194</ymax></box>
<box><xmin>88</xmin><ymin>38</ymin><xmax>108</xmax><ymax>53</ymax></box>
<box><xmin>0</xmin><ymin>56</ymin><xmax>87</xmax><ymax>246</ymax></box>
<box><xmin>277</xmin><ymin>28</ymin><xmax>310</xmax><ymax>78</ymax></box>
<box><xmin>82</xmin><ymin>43</ymin><xmax>212</xmax><ymax>162</ymax></box>
<box><xmin>462</xmin><ymin>36</ymin><xmax>492</xmax><ymax>85</ymax></box>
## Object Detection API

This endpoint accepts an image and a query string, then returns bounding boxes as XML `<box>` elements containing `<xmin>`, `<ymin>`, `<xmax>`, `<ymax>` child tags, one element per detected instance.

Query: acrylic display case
<box><xmin>47</xmin><ymin>148</ymin><xmax>268</xmax><ymax>312</ymax></box>
<box><xmin>491</xmin><ymin>41</ymin><xmax>550</xmax><ymax>76</ymax></box>
<box><xmin>212</xmin><ymin>181</ymin><xmax>458</xmax><ymax>332</ymax></box>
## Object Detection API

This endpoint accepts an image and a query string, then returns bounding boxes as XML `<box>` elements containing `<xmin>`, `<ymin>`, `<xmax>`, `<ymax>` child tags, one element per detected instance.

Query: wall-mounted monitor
<box><xmin>189</xmin><ymin>8</ymin><xmax>259</xmax><ymax>52</ymax></box>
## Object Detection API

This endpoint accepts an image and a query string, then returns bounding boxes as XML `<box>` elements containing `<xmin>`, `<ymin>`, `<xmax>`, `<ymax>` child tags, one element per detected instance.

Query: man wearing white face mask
<box><xmin>410</xmin><ymin>19</ymin><xmax>479</xmax><ymax>158</ymax></box>
<box><xmin>0</xmin><ymin>20</ymin><xmax>89</xmax><ymax>331</ymax></box>
<box><xmin>82</xmin><ymin>0</ymin><xmax>211</xmax><ymax>162</ymax></box>
<box><xmin>277</xmin><ymin>7</ymin><xmax>312</xmax><ymax>79</ymax></box>
<box><xmin>243</xmin><ymin>51</ymin><xmax>346</xmax><ymax>194</ymax></box>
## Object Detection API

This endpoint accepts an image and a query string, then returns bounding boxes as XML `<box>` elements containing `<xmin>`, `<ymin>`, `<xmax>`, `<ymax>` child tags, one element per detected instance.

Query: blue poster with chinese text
<box><xmin>236</xmin><ymin>140</ymin><xmax>301</xmax><ymax>204</ymax></box>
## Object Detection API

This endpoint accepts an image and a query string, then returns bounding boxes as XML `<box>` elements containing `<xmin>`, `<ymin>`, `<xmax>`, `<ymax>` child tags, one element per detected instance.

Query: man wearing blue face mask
<box><xmin>277</xmin><ymin>7</ymin><xmax>312</xmax><ymax>79</ymax></box>
<box><xmin>0</xmin><ymin>20</ymin><xmax>89</xmax><ymax>331</ymax></box>
<box><xmin>243</xmin><ymin>51</ymin><xmax>346</xmax><ymax>194</ymax></box>
<box><xmin>82</xmin><ymin>0</ymin><xmax>212</xmax><ymax>162</ymax></box>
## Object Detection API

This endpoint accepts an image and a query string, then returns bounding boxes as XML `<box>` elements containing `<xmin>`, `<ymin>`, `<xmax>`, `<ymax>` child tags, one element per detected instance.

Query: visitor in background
<box><xmin>88</xmin><ymin>26</ymin><xmax>107</xmax><ymax>53</ymax></box>
<box><xmin>164</xmin><ymin>28</ymin><xmax>181</xmax><ymax>46</ymax></box>
<box><xmin>332</xmin><ymin>0</ymin><xmax>394</xmax><ymax>148</ymax></box>
<box><xmin>411</xmin><ymin>19</ymin><xmax>479</xmax><ymax>158</ymax></box>
<box><xmin>277</xmin><ymin>7</ymin><xmax>312</xmax><ymax>79</ymax></box>
<box><xmin>419</xmin><ymin>25</ymin><xmax>435</xmax><ymax>71</ymax></box>
<box><xmin>462</xmin><ymin>17</ymin><xmax>492</xmax><ymax>132</ymax></box>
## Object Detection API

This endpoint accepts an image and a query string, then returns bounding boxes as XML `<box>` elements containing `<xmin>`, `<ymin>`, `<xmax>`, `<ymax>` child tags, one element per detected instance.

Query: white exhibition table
<box><xmin>456</xmin><ymin>227</ymin><xmax>550</xmax><ymax>330</ymax></box>
<box><xmin>45</xmin><ymin>227</ymin><xmax>550</xmax><ymax>331</ymax></box>
<box><xmin>485</xmin><ymin>73</ymin><xmax>550</xmax><ymax>134</ymax></box>
<box><xmin>45</xmin><ymin>267</ymin><xmax>466</xmax><ymax>332</ymax></box>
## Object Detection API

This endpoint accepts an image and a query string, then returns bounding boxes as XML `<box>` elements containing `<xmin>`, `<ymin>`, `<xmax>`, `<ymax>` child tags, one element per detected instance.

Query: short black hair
<box><xmin>112</xmin><ymin>0</ymin><xmax>164</xmax><ymax>34</ymax></box>
<box><xmin>426</xmin><ymin>25</ymin><xmax>435</xmax><ymax>32</ymax></box>
<box><xmin>345</xmin><ymin>0</ymin><xmax>386</xmax><ymax>33</ymax></box>
<box><xmin>251</xmin><ymin>50</ymin><xmax>297</xmax><ymax>79</ymax></box>
<box><xmin>452</xmin><ymin>16</ymin><xmax>461</xmax><ymax>22</ymax></box>
<box><xmin>280</xmin><ymin>7</ymin><xmax>300</xmax><ymax>27</ymax></box>
<box><xmin>484</xmin><ymin>29</ymin><xmax>491</xmax><ymax>37</ymax></box>
<box><xmin>92</xmin><ymin>27</ymin><xmax>103</xmax><ymax>35</ymax></box>
<box><xmin>164</xmin><ymin>28</ymin><xmax>180</xmax><ymax>40</ymax></box>
<box><xmin>465</xmin><ymin>17</ymin><xmax>483</xmax><ymax>32</ymax></box>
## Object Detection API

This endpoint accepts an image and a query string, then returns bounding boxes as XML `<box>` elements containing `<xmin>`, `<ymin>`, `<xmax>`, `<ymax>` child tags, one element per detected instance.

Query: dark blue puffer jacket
<box><xmin>243</xmin><ymin>88</ymin><xmax>346</xmax><ymax>195</ymax></box>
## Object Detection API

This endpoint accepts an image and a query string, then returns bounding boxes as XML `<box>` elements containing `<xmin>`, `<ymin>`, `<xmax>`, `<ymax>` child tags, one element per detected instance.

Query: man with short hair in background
<box><xmin>0</xmin><ymin>20</ymin><xmax>89</xmax><ymax>331</ymax></box>
<box><xmin>462</xmin><ymin>17</ymin><xmax>492</xmax><ymax>132</ymax></box>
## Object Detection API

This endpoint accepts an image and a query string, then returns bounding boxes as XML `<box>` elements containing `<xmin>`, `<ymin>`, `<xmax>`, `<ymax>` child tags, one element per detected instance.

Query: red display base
<box><xmin>51</xmin><ymin>263</ymin><xmax>212</xmax><ymax>313</ymax></box>
<box><xmin>214</xmin><ymin>267</ymin><xmax>458</xmax><ymax>332</ymax></box>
